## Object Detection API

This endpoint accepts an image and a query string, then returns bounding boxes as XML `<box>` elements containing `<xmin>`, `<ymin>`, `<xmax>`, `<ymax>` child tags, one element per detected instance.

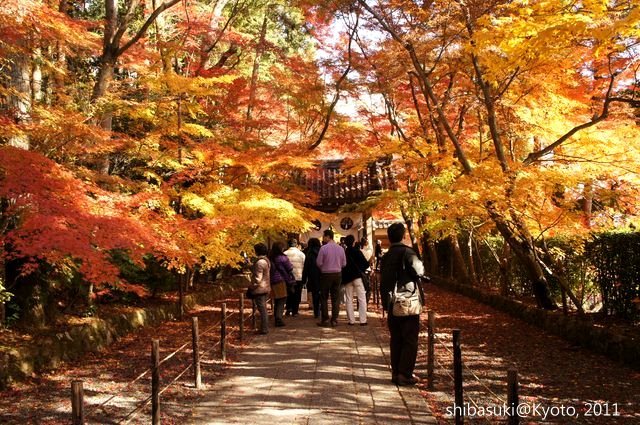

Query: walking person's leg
<box><xmin>285</xmin><ymin>284</ymin><xmax>294</xmax><ymax>316</ymax></box>
<box><xmin>388</xmin><ymin>314</ymin><xmax>402</xmax><ymax>383</ymax></box>
<box><xmin>329</xmin><ymin>274</ymin><xmax>341</xmax><ymax>325</ymax></box>
<box><xmin>275</xmin><ymin>297</ymin><xmax>286</xmax><ymax>326</ymax></box>
<box><xmin>354</xmin><ymin>278</ymin><xmax>367</xmax><ymax>324</ymax></box>
<box><xmin>397</xmin><ymin>315</ymin><xmax>420</xmax><ymax>384</ymax></box>
<box><xmin>313</xmin><ymin>287</ymin><xmax>321</xmax><ymax>318</ymax></box>
<box><xmin>318</xmin><ymin>276</ymin><xmax>331</xmax><ymax>325</ymax></box>
<box><xmin>255</xmin><ymin>294</ymin><xmax>269</xmax><ymax>334</ymax></box>
<box><xmin>344</xmin><ymin>281</ymin><xmax>355</xmax><ymax>324</ymax></box>
<box><xmin>292</xmin><ymin>280</ymin><xmax>302</xmax><ymax>315</ymax></box>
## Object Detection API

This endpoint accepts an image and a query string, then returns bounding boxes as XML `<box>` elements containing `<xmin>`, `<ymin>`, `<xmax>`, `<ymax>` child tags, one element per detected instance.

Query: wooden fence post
<box><xmin>192</xmin><ymin>317</ymin><xmax>202</xmax><ymax>389</ymax></box>
<box><xmin>71</xmin><ymin>380</ymin><xmax>84</xmax><ymax>425</ymax></box>
<box><xmin>427</xmin><ymin>310</ymin><xmax>435</xmax><ymax>390</ymax></box>
<box><xmin>507</xmin><ymin>368</ymin><xmax>519</xmax><ymax>425</ymax></box>
<box><xmin>221</xmin><ymin>303</ymin><xmax>227</xmax><ymax>362</ymax></box>
<box><xmin>151</xmin><ymin>339</ymin><xmax>160</xmax><ymax>425</ymax></box>
<box><xmin>453</xmin><ymin>329</ymin><xmax>463</xmax><ymax>425</ymax></box>
<box><xmin>239</xmin><ymin>294</ymin><xmax>244</xmax><ymax>342</ymax></box>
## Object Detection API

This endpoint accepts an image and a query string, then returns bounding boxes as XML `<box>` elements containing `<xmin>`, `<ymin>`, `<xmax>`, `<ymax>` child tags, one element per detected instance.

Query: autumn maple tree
<box><xmin>309</xmin><ymin>0</ymin><xmax>640</xmax><ymax>309</ymax></box>
<box><xmin>0</xmin><ymin>0</ymin><xmax>330</xmax><ymax>324</ymax></box>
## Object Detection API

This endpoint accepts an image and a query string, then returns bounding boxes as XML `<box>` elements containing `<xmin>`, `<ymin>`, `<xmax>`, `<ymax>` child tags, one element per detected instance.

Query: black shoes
<box><xmin>317</xmin><ymin>321</ymin><xmax>331</xmax><ymax>327</ymax></box>
<box><xmin>360</xmin><ymin>322</ymin><xmax>368</xmax><ymax>326</ymax></box>
<box><xmin>275</xmin><ymin>320</ymin><xmax>286</xmax><ymax>327</ymax></box>
<box><xmin>330</xmin><ymin>320</ymin><xmax>338</xmax><ymax>327</ymax></box>
<box><xmin>395</xmin><ymin>373</ymin><xmax>419</xmax><ymax>386</ymax></box>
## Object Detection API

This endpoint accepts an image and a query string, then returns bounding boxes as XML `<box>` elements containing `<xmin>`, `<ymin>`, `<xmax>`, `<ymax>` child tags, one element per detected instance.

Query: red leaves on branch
<box><xmin>0</xmin><ymin>146</ymin><xmax>178</xmax><ymax>287</ymax></box>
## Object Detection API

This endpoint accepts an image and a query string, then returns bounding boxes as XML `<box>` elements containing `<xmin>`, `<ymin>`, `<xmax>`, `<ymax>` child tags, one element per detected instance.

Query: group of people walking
<box><xmin>246</xmin><ymin>223</ymin><xmax>426</xmax><ymax>387</ymax></box>
<box><xmin>246</xmin><ymin>240</ymin><xmax>305</xmax><ymax>333</ymax></box>
<box><xmin>247</xmin><ymin>230</ymin><xmax>371</xmax><ymax>332</ymax></box>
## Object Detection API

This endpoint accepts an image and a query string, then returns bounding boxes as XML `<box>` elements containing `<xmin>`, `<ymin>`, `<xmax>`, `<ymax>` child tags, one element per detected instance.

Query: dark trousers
<box><xmin>320</xmin><ymin>272</ymin><xmax>342</xmax><ymax>323</ymax></box>
<box><xmin>286</xmin><ymin>280</ymin><xmax>303</xmax><ymax>315</ymax></box>
<box><xmin>274</xmin><ymin>298</ymin><xmax>286</xmax><ymax>325</ymax></box>
<box><xmin>388</xmin><ymin>314</ymin><xmax>420</xmax><ymax>378</ymax></box>
<box><xmin>311</xmin><ymin>288</ymin><xmax>321</xmax><ymax>318</ymax></box>
<box><xmin>254</xmin><ymin>294</ymin><xmax>268</xmax><ymax>333</ymax></box>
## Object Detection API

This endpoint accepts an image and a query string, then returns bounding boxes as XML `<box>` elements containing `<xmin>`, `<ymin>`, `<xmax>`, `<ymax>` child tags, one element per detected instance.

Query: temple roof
<box><xmin>298</xmin><ymin>158</ymin><xmax>396</xmax><ymax>212</ymax></box>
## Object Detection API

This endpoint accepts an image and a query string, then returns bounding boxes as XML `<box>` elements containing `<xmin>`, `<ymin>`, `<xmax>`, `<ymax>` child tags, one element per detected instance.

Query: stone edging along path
<box><xmin>0</xmin><ymin>279</ymin><xmax>241</xmax><ymax>389</ymax></box>
<box><xmin>429</xmin><ymin>279</ymin><xmax>640</xmax><ymax>371</ymax></box>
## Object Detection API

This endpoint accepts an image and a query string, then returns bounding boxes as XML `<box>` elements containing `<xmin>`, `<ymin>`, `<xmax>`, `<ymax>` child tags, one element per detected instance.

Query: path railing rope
<box><xmin>72</xmin><ymin>291</ymin><xmax>270</xmax><ymax>425</ymax></box>
<box><xmin>120</xmin><ymin>309</ymin><xmax>238</xmax><ymax>424</ymax></box>
<box><xmin>428</xmin><ymin>333</ymin><xmax>495</xmax><ymax>425</ymax></box>
<box><xmin>84</xmin><ymin>301</ymin><xmax>238</xmax><ymax>418</ymax></box>
<box><xmin>425</xmin><ymin>310</ymin><xmax>520</xmax><ymax>424</ymax></box>
<box><xmin>118</xmin><ymin>293</ymin><xmax>272</xmax><ymax>425</ymax></box>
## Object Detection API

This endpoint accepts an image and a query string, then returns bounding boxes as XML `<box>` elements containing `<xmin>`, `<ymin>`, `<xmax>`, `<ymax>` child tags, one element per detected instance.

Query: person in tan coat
<box><xmin>249</xmin><ymin>243</ymin><xmax>271</xmax><ymax>334</ymax></box>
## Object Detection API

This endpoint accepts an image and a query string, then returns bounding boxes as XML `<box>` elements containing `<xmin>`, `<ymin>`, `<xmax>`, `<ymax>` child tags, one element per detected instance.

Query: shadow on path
<box><xmin>173</xmin><ymin>308</ymin><xmax>436</xmax><ymax>424</ymax></box>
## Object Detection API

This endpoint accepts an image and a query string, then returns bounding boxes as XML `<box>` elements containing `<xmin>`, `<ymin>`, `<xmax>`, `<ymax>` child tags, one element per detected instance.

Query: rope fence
<box><xmin>71</xmin><ymin>283</ymin><xmax>522</xmax><ymax>425</ymax></box>
<box><xmin>424</xmin><ymin>308</ymin><xmax>520</xmax><ymax>425</ymax></box>
<box><xmin>71</xmin><ymin>292</ymin><xmax>270</xmax><ymax>425</ymax></box>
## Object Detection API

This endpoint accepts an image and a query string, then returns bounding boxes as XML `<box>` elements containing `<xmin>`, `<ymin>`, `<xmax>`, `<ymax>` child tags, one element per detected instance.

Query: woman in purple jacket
<box><xmin>269</xmin><ymin>241</ymin><xmax>294</xmax><ymax>327</ymax></box>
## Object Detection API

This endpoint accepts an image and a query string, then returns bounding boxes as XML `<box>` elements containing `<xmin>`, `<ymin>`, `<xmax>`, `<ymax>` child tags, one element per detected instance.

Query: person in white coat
<box><xmin>284</xmin><ymin>239</ymin><xmax>306</xmax><ymax>316</ymax></box>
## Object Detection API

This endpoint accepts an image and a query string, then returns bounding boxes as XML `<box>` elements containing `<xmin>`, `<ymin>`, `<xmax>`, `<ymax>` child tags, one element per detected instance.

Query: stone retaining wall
<box><xmin>429</xmin><ymin>279</ymin><xmax>640</xmax><ymax>371</ymax></box>
<box><xmin>0</xmin><ymin>283</ymin><xmax>237</xmax><ymax>389</ymax></box>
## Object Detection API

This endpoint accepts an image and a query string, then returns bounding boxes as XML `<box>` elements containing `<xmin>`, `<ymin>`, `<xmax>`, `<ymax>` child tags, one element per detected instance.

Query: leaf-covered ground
<box><xmin>418</xmin><ymin>284</ymin><xmax>640</xmax><ymax>424</ymax></box>
<box><xmin>0</xmin><ymin>292</ymin><xmax>252</xmax><ymax>424</ymax></box>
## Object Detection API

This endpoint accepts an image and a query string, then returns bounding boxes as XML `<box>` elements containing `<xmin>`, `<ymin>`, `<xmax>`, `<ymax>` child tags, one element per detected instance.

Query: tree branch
<box><xmin>524</xmin><ymin>66</ymin><xmax>617</xmax><ymax>165</ymax></box>
<box><xmin>356</xmin><ymin>0</ymin><xmax>473</xmax><ymax>173</ymax></box>
<box><xmin>112</xmin><ymin>0</ymin><xmax>142</xmax><ymax>48</ymax></box>
<box><xmin>308</xmin><ymin>14</ymin><xmax>356</xmax><ymax>150</ymax></box>
<box><xmin>117</xmin><ymin>0</ymin><xmax>182</xmax><ymax>57</ymax></box>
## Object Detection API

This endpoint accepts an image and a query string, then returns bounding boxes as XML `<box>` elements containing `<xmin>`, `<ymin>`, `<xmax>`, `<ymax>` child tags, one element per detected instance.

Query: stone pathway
<box><xmin>181</xmin><ymin>308</ymin><xmax>437</xmax><ymax>424</ymax></box>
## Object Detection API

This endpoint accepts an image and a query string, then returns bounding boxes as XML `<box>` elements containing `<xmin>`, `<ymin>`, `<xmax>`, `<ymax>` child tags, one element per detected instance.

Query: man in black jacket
<box><xmin>341</xmin><ymin>235</ymin><xmax>370</xmax><ymax>325</ymax></box>
<box><xmin>380</xmin><ymin>223</ymin><xmax>425</xmax><ymax>386</ymax></box>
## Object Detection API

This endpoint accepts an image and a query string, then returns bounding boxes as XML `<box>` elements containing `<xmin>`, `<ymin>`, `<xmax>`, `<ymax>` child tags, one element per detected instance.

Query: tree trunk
<box><xmin>31</xmin><ymin>50</ymin><xmax>43</xmax><ymax>104</ymax></box>
<box><xmin>499</xmin><ymin>242</ymin><xmax>512</xmax><ymax>296</ymax></box>
<box><xmin>9</xmin><ymin>261</ymin><xmax>47</xmax><ymax>329</ymax></box>
<box><xmin>8</xmin><ymin>53</ymin><xmax>31</xmax><ymax>150</ymax></box>
<box><xmin>178</xmin><ymin>273</ymin><xmax>185</xmax><ymax>319</ymax></box>
<box><xmin>0</xmin><ymin>252</ymin><xmax>5</xmax><ymax>326</ymax></box>
<box><xmin>87</xmin><ymin>282</ymin><xmax>94</xmax><ymax>310</ymax></box>
<box><xmin>425</xmin><ymin>240</ymin><xmax>436</xmax><ymax>276</ymax></box>
<box><xmin>400</xmin><ymin>205</ymin><xmax>422</xmax><ymax>260</ymax></box>
<box><xmin>466</xmin><ymin>233</ymin><xmax>478</xmax><ymax>286</ymax></box>
<box><xmin>91</xmin><ymin>55</ymin><xmax>116</xmax><ymax>104</ymax></box>
<box><xmin>91</xmin><ymin>56</ymin><xmax>116</xmax><ymax>173</ymax></box>
<box><xmin>487</xmin><ymin>204</ymin><xmax>556</xmax><ymax>309</ymax></box>
<box><xmin>583</xmin><ymin>182</ymin><xmax>593</xmax><ymax>228</ymax></box>
<box><xmin>540</xmin><ymin>242</ymin><xmax>585</xmax><ymax>314</ymax></box>
<box><xmin>245</xmin><ymin>13</ymin><xmax>268</xmax><ymax>130</ymax></box>
<box><xmin>450</xmin><ymin>234</ymin><xmax>469</xmax><ymax>284</ymax></box>
<box><xmin>561</xmin><ymin>286</ymin><xmax>568</xmax><ymax>315</ymax></box>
